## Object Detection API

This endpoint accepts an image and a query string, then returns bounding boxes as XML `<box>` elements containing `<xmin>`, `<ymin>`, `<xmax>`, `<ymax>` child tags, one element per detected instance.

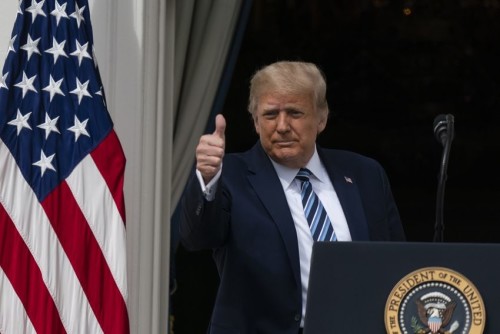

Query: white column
<box><xmin>0</xmin><ymin>2</ymin><xmax>17</xmax><ymax>70</ymax></box>
<box><xmin>89</xmin><ymin>0</ymin><xmax>173</xmax><ymax>333</ymax></box>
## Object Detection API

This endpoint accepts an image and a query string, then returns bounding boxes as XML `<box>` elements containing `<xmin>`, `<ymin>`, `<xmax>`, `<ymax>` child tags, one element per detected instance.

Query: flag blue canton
<box><xmin>0</xmin><ymin>0</ymin><xmax>113</xmax><ymax>201</ymax></box>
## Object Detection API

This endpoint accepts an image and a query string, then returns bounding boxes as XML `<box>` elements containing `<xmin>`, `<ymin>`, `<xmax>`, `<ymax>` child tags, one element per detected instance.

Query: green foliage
<box><xmin>411</xmin><ymin>316</ymin><xmax>425</xmax><ymax>334</ymax></box>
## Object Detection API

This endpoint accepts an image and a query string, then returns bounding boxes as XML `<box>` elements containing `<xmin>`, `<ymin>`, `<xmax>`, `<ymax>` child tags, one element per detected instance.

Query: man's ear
<box><xmin>317</xmin><ymin>112</ymin><xmax>327</xmax><ymax>134</ymax></box>
<box><xmin>253</xmin><ymin>115</ymin><xmax>260</xmax><ymax>134</ymax></box>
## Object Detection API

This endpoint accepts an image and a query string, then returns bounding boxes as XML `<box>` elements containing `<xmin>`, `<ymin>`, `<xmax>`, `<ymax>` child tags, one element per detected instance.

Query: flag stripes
<box><xmin>0</xmin><ymin>131</ymin><xmax>129</xmax><ymax>333</ymax></box>
<box><xmin>66</xmin><ymin>136</ymin><xmax>127</xmax><ymax>298</ymax></box>
<box><xmin>43</xmin><ymin>143</ymin><xmax>128</xmax><ymax>333</ymax></box>
<box><xmin>0</xmin><ymin>205</ymin><xmax>66</xmax><ymax>334</ymax></box>
<box><xmin>0</xmin><ymin>267</ymin><xmax>36</xmax><ymax>334</ymax></box>
<box><xmin>0</xmin><ymin>139</ymin><xmax>102</xmax><ymax>334</ymax></box>
<box><xmin>90</xmin><ymin>130</ymin><xmax>126</xmax><ymax>223</ymax></box>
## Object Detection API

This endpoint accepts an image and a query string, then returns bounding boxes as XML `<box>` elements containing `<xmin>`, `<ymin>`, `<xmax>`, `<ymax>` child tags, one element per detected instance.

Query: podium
<box><xmin>303</xmin><ymin>241</ymin><xmax>500</xmax><ymax>333</ymax></box>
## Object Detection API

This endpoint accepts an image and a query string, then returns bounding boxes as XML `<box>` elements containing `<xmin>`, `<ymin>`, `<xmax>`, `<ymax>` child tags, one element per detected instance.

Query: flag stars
<box><xmin>21</xmin><ymin>34</ymin><xmax>42</xmax><ymax>61</ymax></box>
<box><xmin>70</xmin><ymin>78</ymin><xmax>92</xmax><ymax>104</ymax></box>
<box><xmin>43</xmin><ymin>75</ymin><xmax>65</xmax><ymax>102</ymax></box>
<box><xmin>68</xmin><ymin>115</ymin><xmax>90</xmax><ymax>142</ymax></box>
<box><xmin>25</xmin><ymin>0</ymin><xmax>47</xmax><ymax>23</ymax></box>
<box><xmin>14</xmin><ymin>71</ymin><xmax>37</xmax><ymax>98</ymax></box>
<box><xmin>0</xmin><ymin>73</ymin><xmax>8</xmax><ymax>90</ymax></box>
<box><xmin>8</xmin><ymin>35</ymin><xmax>17</xmax><ymax>54</ymax></box>
<box><xmin>8</xmin><ymin>109</ymin><xmax>32</xmax><ymax>135</ymax></box>
<box><xmin>37</xmin><ymin>114</ymin><xmax>61</xmax><ymax>139</ymax></box>
<box><xmin>70</xmin><ymin>40</ymin><xmax>92</xmax><ymax>66</ymax></box>
<box><xmin>70</xmin><ymin>4</ymin><xmax>86</xmax><ymax>28</ymax></box>
<box><xmin>96</xmin><ymin>87</ymin><xmax>106</xmax><ymax>106</ymax></box>
<box><xmin>45</xmin><ymin>38</ymin><xmax>68</xmax><ymax>64</ymax></box>
<box><xmin>92</xmin><ymin>45</ymin><xmax>99</xmax><ymax>68</ymax></box>
<box><xmin>50</xmin><ymin>1</ymin><xmax>69</xmax><ymax>26</ymax></box>
<box><xmin>32</xmin><ymin>150</ymin><xmax>57</xmax><ymax>177</ymax></box>
<box><xmin>17</xmin><ymin>0</ymin><xmax>23</xmax><ymax>15</ymax></box>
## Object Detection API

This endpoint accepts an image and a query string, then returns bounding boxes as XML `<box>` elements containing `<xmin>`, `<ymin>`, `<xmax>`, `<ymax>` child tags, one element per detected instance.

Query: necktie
<box><xmin>296</xmin><ymin>168</ymin><xmax>337</xmax><ymax>241</ymax></box>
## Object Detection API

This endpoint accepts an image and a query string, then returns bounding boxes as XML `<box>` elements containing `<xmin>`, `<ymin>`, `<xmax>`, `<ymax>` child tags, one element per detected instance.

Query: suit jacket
<box><xmin>180</xmin><ymin>142</ymin><xmax>405</xmax><ymax>334</ymax></box>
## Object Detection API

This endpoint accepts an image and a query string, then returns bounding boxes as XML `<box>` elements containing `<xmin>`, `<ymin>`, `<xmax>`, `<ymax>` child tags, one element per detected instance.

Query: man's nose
<box><xmin>276</xmin><ymin>112</ymin><xmax>290</xmax><ymax>133</ymax></box>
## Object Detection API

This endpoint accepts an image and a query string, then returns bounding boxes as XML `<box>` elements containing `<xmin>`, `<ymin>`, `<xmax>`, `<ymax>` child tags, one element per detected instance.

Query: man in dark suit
<box><xmin>180</xmin><ymin>61</ymin><xmax>405</xmax><ymax>334</ymax></box>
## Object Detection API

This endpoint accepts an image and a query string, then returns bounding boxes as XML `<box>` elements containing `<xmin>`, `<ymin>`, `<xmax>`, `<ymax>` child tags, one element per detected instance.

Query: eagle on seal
<box><xmin>416</xmin><ymin>300</ymin><xmax>456</xmax><ymax>334</ymax></box>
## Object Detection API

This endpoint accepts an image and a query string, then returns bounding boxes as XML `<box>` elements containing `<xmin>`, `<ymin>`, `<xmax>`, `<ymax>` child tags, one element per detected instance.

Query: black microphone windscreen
<box><xmin>433</xmin><ymin>114</ymin><xmax>448</xmax><ymax>145</ymax></box>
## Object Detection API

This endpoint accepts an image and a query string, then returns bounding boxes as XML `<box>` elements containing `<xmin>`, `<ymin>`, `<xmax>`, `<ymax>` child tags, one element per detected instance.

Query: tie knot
<box><xmin>296</xmin><ymin>168</ymin><xmax>312</xmax><ymax>182</ymax></box>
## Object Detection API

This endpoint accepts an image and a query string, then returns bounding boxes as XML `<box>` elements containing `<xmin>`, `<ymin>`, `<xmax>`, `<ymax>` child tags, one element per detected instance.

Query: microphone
<box><xmin>433</xmin><ymin>114</ymin><xmax>454</xmax><ymax>146</ymax></box>
<box><xmin>432</xmin><ymin>114</ymin><xmax>455</xmax><ymax>242</ymax></box>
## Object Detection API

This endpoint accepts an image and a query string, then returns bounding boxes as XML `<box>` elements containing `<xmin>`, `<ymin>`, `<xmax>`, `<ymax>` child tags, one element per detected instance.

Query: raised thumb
<box><xmin>213</xmin><ymin>114</ymin><xmax>226</xmax><ymax>139</ymax></box>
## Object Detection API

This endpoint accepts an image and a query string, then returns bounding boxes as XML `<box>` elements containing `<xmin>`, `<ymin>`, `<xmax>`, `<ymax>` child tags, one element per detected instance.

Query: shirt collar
<box><xmin>270</xmin><ymin>146</ymin><xmax>329</xmax><ymax>190</ymax></box>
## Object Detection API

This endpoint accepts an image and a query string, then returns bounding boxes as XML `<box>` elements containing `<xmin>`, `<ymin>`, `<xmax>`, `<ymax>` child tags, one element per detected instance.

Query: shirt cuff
<box><xmin>195</xmin><ymin>168</ymin><xmax>221</xmax><ymax>201</ymax></box>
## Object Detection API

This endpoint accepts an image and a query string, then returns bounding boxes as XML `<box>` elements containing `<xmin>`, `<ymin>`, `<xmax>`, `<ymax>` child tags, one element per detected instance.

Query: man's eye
<box><xmin>263</xmin><ymin>111</ymin><xmax>278</xmax><ymax>119</ymax></box>
<box><xmin>289</xmin><ymin>110</ymin><xmax>303</xmax><ymax>117</ymax></box>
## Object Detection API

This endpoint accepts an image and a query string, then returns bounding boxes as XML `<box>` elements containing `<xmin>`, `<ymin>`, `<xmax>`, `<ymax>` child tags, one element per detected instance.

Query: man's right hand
<box><xmin>196</xmin><ymin>114</ymin><xmax>226</xmax><ymax>184</ymax></box>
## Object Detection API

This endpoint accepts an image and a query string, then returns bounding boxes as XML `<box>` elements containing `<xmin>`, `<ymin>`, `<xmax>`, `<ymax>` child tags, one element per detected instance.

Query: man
<box><xmin>180</xmin><ymin>61</ymin><xmax>405</xmax><ymax>334</ymax></box>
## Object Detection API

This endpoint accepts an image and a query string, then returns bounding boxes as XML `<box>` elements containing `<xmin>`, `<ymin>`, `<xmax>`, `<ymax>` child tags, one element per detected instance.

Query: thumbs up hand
<box><xmin>196</xmin><ymin>114</ymin><xmax>226</xmax><ymax>183</ymax></box>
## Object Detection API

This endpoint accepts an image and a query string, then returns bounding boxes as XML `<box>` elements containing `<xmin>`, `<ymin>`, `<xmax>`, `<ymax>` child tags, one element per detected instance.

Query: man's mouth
<box><xmin>274</xmin><ymin>140</ymin><xmax>295</xmax><ymax>147</ymax></box>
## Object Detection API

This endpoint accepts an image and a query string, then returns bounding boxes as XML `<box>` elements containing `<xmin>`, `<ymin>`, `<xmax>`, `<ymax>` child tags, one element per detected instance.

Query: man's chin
<box><xmin>270</xmin><ymin>151</ymin><xmax>302</xmax><ymax>168</ymax></box>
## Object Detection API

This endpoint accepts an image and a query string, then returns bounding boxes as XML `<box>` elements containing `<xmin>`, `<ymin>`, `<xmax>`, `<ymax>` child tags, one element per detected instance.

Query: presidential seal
<box><xmin>384</xmin><ymin>267</ymin><xmax>485</xmax><ymax>334</ymax></box>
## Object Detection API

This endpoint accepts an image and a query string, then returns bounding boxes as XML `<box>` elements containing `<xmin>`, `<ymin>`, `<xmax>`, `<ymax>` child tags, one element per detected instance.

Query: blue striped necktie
<box><xmin>296</xmin><ymin>168</ymin><xmax>337</xmax><ymax>241</ymax></box>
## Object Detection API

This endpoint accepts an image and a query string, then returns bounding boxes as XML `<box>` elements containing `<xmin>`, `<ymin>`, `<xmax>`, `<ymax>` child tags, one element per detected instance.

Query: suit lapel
<box><xmin>318</xmin><ymin>148</ymin><xmax>370</xmax><ymax>241</ymax></box>
<box><xmin>246</xmin><ymin>143</ymin><xmax>301</xmax><ymax>287</ymax></box>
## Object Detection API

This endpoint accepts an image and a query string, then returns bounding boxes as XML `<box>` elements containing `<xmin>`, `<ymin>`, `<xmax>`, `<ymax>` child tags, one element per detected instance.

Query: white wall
<box><xmin>0</xmin><ymin>2</ymin><xmax>17</xmax><ymax>71</ymax></box>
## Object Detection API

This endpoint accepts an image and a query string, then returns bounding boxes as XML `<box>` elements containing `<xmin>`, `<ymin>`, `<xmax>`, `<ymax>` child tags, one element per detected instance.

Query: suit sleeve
<box><xmin>179</xmin><ymin>172</ymin><xmax>231</xmax><ymax>251</ymax></box>
<box><xmin>379</xmin><ymin>165</ymin><xmax>406</xmax><ymax>241</ymax></box>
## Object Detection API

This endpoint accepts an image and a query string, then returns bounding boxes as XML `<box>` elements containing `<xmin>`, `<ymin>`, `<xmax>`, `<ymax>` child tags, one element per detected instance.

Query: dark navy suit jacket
<box><xmin>180</xmin><ymin>142</ymin><xmax>405</xmax><ymax>334</ymax></box>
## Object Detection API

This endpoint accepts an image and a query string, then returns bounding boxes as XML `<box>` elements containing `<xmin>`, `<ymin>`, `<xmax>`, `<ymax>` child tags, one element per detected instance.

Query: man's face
<box><xmin>253</xmin><ymin>92</ymin><xmax>327</xmax><ymax>168</ymax></box>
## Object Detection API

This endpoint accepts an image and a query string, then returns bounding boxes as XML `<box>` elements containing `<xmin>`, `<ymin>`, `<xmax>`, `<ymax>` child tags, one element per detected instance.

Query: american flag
<box><xmin>0</xmin><ymin>1</ymin><xmax>129</xmax><ymax>333</ymax></box>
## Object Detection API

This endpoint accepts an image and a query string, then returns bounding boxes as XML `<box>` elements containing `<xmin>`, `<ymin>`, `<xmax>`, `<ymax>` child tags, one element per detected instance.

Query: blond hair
<box><xmin>248</xmin><ymin>61</ymin><xmax>329</xmax><ymax>118</ymax></box>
